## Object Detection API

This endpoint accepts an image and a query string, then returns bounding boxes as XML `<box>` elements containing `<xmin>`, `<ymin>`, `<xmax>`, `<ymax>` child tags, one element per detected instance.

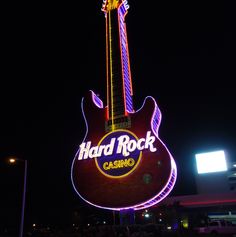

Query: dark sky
<box><xmin>1</xmin><ymin>1</ymin><xmax>235</xmax><ymax>227</ymax></box>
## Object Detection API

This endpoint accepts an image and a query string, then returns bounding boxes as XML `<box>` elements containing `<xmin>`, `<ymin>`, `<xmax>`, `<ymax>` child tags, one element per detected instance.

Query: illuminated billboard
<box><xmin>195</xmin><ymin>150</ymin><xmax>227</xmax><ymax>174</ymax></box>
<box><xmin>71</xmin><ymin>0</ymin><xmax>177</xmax><ymax>211</ymax></box>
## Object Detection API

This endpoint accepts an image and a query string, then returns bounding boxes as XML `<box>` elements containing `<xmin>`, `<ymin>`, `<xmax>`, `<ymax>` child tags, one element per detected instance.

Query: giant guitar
<box><xmin>71</xmin><ymin>0</ymin><xmax>177</xmax><ymax>210</ymax></box>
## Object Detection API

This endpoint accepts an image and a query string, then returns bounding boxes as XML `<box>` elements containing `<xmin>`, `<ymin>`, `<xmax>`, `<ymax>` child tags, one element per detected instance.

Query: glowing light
<box><xmin>195</xmin><ymin>150</ymin><xmax>227</xmax><ymax>174</ymax></box>
<box><xmin>77</xmin><ymin>130</ymin><xmax>156</xmax><ymax>160</ymax></box>
<box><xmin>94</xmin><ymin>130</ymin><xmax>142</xmax><ymax>179</ymax></box>
<box><xmin>144</xmin><ymin>213</ymin><xmax>150</xmax><ymax>218</ymax></box>
<box><xmin>108</xmin><ymin>11</ymin><xmax>115</xmax><ymax>130</ymax></box>
<box><xmin>71</xmin><ymin>0</ymin><xmax>177</xmax><ymax>211</ymax></box>
<box><xmin>92</xmin><ymin>92</ymin><xmax>103</xmax><ymax>108</ymax></box>
<box><xmin>71</xmin><ymin>103</ymin><xmax>177</xmax><ymax>210</ymax></box>
<box><xmin>9</xmin><ymin>158</ymin><xmax>16</xmax><ymax>163</ymax></box>
<box><xmin>102</xmin><ymin>0</ymin><xmax>129</xmax><ymax>13</ymax></box>
<box><xmin>182</xmin><ymin>199</ymin><xmax>236</xmax><ymax>206</ymax></box>
<box><xmin>72</xmin><ymin>97</ymin><xmax>177</xmax><ymax>209</ymax></box>
<box><xmin>118</xmin><ymin>5</ymin><xmax>133</xmax><ymax>113</ymax></box>
<box><xmin>183</xmin><ymin>221</ymin><xmax>188</xmax><ymax>228</ymax></box>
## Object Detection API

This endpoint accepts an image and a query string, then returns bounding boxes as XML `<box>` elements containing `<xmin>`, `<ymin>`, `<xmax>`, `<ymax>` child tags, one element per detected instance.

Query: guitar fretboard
<box><xmin>105</xmin><ymin>3</ymin><xmax>133</xmax><ymax>126</ymax></box>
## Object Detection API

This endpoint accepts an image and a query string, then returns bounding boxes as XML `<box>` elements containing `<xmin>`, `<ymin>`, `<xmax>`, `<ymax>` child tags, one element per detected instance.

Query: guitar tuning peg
<box><xmin>123</xmin><ymin>0</ymin><xmax>129</xmax><ymax>10</ymax></box>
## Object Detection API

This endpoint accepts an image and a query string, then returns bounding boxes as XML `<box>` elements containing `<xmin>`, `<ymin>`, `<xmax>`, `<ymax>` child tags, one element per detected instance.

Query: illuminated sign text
<box><xmin>78</xmin><ymin>131</ymin><xmax>156</xmax><ymax>160</ymax></box>
<box><xmin>103</xmin><ymin>158</ymin><xmax>135</xmax><ymax>170</ymax></box>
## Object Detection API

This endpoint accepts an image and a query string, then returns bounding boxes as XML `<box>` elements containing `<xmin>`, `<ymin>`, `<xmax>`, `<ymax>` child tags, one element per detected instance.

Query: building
<box><xmin>152</xmin><ymin>151</ymin><xmax>236</xmax><ymax>228</ymax></box>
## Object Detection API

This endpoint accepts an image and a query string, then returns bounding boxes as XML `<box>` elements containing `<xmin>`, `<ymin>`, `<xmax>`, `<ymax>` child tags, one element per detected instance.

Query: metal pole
<box><xmin>19</xmin><ymin>160</ymin><xmax>27</xmax><ymax>237</ymax></box>
<box><xmin>119</xmin><ymin>209</ymin><xmax>135</xmax><ymax>225</ymax></box>
<box><xmin>113</xmin><ymin>210</ymin><xmax>116</xmax><ymax>225</ymax></box>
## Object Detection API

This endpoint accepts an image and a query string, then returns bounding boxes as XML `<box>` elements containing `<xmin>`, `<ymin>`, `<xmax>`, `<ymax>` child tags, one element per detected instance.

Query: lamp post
<box><xmin>9</xmin><ymin>158</ymin><xmax>27</xmax><ymax>237</ymax></box>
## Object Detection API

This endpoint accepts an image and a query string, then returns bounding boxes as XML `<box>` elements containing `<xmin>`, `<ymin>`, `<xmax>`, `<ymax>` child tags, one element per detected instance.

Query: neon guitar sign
<box><xmin>71</xmin><ymin>0</ymin><xmax>177</xmax><ymax>211</ymax></box>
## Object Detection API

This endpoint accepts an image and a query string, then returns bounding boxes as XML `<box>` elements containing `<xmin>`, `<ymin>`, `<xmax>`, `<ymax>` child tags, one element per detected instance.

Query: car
<box><xmin>194</xmin><ymin>219</ymin><xmax>236</xmax><ymax>235</ymax></box>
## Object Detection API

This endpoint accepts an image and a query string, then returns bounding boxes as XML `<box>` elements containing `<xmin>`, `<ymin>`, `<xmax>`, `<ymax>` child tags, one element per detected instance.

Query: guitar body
<box><xmin>71</xmin><ymin>91</ymin><xmax>176</xmax><ymax>210</ymax></box>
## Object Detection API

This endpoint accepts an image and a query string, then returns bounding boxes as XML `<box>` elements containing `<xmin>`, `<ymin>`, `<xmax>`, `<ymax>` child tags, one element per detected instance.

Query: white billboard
<box><xmin>195</xmin><ymin>150</ymin><xmax>227</xmax><ymax>174</ymax></box>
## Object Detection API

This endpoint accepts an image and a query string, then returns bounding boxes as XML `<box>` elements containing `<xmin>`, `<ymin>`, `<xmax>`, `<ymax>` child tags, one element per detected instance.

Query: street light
<box><xmin>9</xmin><ymin>158</ymin><xmax>16</xmax><ymax>164</ymax></box>
<box><xmin>9</xmin><ymin>157</ymin><xmax>27</xmax><ymax>237</ymax></box>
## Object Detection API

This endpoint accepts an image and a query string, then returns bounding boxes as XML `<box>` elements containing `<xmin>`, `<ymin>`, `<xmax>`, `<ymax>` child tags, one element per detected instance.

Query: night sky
<box><xmin>1</xmin><ymin>1</ymin><xmax>235</xmax><ymax>228</ymax></box>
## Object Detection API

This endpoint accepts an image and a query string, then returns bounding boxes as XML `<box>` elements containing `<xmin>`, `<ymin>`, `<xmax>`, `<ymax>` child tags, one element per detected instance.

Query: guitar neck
<box><xmin>105</xmin><ymin>3</ymin><xmax>133</xmax><ymax>121</ymax></box>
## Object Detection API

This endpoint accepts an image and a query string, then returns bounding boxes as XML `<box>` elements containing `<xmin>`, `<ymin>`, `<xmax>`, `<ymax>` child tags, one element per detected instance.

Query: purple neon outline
<box><xmin>91</xmin><ymin>91</ymin><xmax>103</xmax><ymax>108</ymax></box>
<box><xmin>102</xmin><ymin>0</ymin><xmax>133</xmax><ymax>116</ymax></box>
<box><xmin>134</xmin><ymin>157</ymin><xmax>177</xmax><ymax>210</ymax></box>
<box><xmin>71</xmin><ymin>91</ymin><xmax>122</xmax><ymax>211</ymax></box>
<box><xmin>71</xmin><ymin>92</ymin><xmax>177</xmax><ymax>211</ymax></box>
<box><xmin>125</xmin><ymin>96</ymin><xmax>177</xmax><ymax>210</ymax></box>
<box><xmin>118</xmin><ymin>4</ymin><xmax>133</xmax><ymax>113</ymax></box>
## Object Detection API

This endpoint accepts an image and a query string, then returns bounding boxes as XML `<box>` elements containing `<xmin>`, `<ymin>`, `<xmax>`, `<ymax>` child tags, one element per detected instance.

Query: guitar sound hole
<box><xmin>143</xmin><ymin>174</ymin><xmax>152</xmax><ymax>184</ymax></box>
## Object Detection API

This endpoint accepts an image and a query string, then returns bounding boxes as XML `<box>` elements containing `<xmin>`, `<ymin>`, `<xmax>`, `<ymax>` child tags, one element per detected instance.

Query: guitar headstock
<box><xmin>101</xmin><ymin>0</ymin><xmax>129</xmax><ymax>13</ymax></box>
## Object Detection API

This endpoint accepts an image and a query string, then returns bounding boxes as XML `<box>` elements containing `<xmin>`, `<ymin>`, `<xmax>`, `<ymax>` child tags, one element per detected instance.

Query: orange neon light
<box><xmin>106</xmin><ymin>15</ymin><xmax>109</xmax><ymax>120</ymax></box>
